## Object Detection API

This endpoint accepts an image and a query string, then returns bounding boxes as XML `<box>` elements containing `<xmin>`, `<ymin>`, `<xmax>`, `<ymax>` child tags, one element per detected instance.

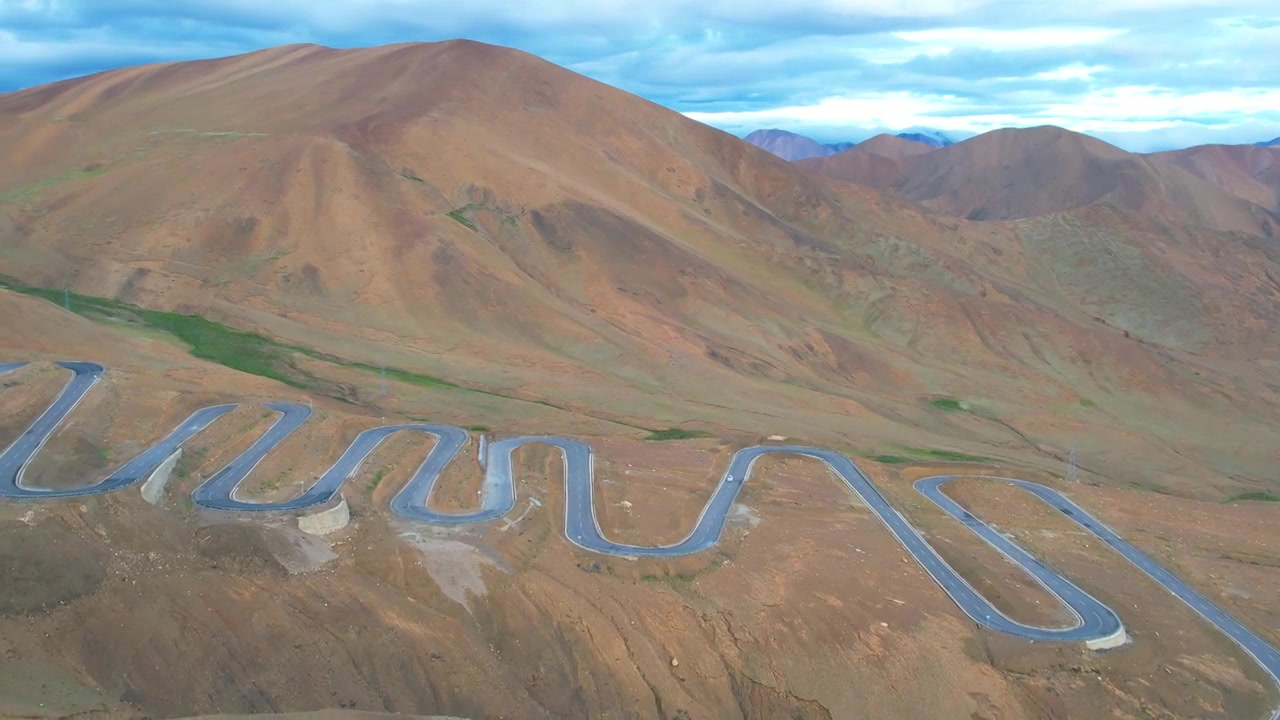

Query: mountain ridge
<box><xmin>2</xmin><ymin>38</ymin><xmax>1280</xmax><ymax>720</ymax></box>
<box><xmin>797</xmin><ymin>124</ymin><xmax>1280</xmax><ymax>236</ymax></box>
<box><xmin>743</xmin><ymin>127</ymin><xmax>955</xmax><ymax>160</ymax></box>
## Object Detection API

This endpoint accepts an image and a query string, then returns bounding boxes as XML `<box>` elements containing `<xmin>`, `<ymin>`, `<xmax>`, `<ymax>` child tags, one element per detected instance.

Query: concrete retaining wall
<box><xmin>140</xmin><ymin>449</ymin><xmax>182</xmax><ymax>504</ymax></box>
<box><xmin>1086</xmin><ymin>624</ymin><xmax>1129</xmax><ymax>651</ymax></box>
<box><xmin>297</xmin><ymin>495</ymin><xmax>350</xmax><ymax>536</ymax></box>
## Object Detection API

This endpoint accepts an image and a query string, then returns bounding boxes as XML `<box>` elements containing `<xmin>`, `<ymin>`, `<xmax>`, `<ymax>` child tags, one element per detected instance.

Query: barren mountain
<box><xmin>799</xmin><ymin>125</ymin><xmax>1280</xmax><ymax>236</ymax></box>
<box><xmin>894</xmin><ymin>131</ymin><xmax>956</xmax><ymax>148</ymax></box>
<box><xmin>741</xmin><ymin>128</ymin><xmax>852</xmax><ymax>160</ymax></box>
<box><xmin>1151</xmin><ymin>143</ymin><xmax>1280</xmax><ymax>212</ymax></box>
<box><xmin>743</xmin><ymin>128</ymin><xmax>950</xmax><ymax>160</ymax></box>
<box><xmin>2</xmin><ymin>40</ymin><xmax>1280</xmax><ymax>720</ymax></box>
<box><xmin>791</xmin><ymin>134</ymin><xmax>932</xmax><ymax>188</ymax></box>
<box><xmin>853</xmin><ymin>133</ymin><xmax>936</xmax><ymax>159</ymax></box>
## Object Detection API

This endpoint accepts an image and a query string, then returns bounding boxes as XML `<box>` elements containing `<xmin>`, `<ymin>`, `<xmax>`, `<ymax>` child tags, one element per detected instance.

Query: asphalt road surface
<box><xmin>919</xmin><ymin>475</ymin><xmax>1280</xmax><ymax>719</ymax></box>
<box><xmin>0</xmin><ymin>361</ymin><xmax>234</xmax><ymax>498</ymax></box>
<box><xmin>4</xmin><ymin>360</ymin><xmax>1279</xmax><ymax>717</ymax></box>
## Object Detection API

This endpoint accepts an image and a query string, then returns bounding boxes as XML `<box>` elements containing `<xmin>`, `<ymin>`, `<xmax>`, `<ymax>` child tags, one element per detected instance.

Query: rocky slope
<box><xmin>1</xmin><ymin>40</ymin><xmax>1279</xmax><ymax>720</ymax></box>
<box><xmin>2</xmin><ymin>290</ymin><xmax>1278</xmax><ymax>720</ymax></box>
<box><xmin>798</xmin><ymin>125</ymin><xmax>1280</xmax><ymax>236</ymax></box>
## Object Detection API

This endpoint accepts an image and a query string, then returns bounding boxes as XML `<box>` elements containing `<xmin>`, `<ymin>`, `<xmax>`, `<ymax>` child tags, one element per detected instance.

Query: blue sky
<box><xmin>1</xmin><ymin>1</ymin><xmax>1278</xmax><ymax>151</ymax></box>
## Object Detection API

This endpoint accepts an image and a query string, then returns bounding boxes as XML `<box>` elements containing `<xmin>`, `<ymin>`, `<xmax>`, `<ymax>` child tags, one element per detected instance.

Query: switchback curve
<box><xmin>2</xmin><ymin>361</ymin><xmax>1278</xmax><ymax>718</ymax></box>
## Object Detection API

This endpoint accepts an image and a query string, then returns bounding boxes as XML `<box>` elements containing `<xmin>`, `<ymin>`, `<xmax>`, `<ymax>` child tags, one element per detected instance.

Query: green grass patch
<box><xmin>2</xmin><ymin>276</ymin><xmax>323</xmax><ymax>390</ymax></box>
<box><xmin>0</xmin><ymin>165</ymin><xmax>109</xmax><ymax>203</ymax></box>
<box><xmin>1</xmin><ymin>277</ymin><xmax>657</xmax><ymax>430</ymax></box>
<box><xmin>645</xmin><ymin>428</ymin><xmax>711</xmax><ymax>441</ymax></box>
<box><xmin>347</xmin><ymin>362</ymin><xmax>458</xmax><ymax>390</ymax></box>
<box><xmin>640</xmin><ymin>559</ymin><xmax>724</xmax><ymax>585</ymax></box>
<box><xmin>1224</xmin><ymin>491</ymin><xmax>1280</xmax><ymax>503</ymax></box>
<box><xmin>1078</xmin><ymin>397</ymin><xmax>1097</xmax><ymax>409</ymax></box>
<box><xmin>257</xmin><ymin>470</ymin><xmax>288</xmax><ymax>494</ymax></box>
<box><xmin>466</xmin><ymin>425</ymin><xmax>490</xmax><ymax>432</ymax></box>
<box><xmin>174</xmin><ymin>446</ymin><xmax>209</xmax><ymax>481</ymax></box>
<box><xmin>147</xmin><ymin>129</ymin><xmax>265</xmax><ymax>141</ymax></box>
<box><xmin>865</xmin><ymin>454</ymin><xmax>914</xmax><ymax>465</ymax></box>
<box><xmin>901</xmin><ymin>446</ymin><xmax>996</xmax><ymax>463</ymax></box>
<box><xmin>366</xmin><ymin>469</ymin><xmax>388</xmax><ymax>496</ymax></box>
<box><xmin>928</xmin><ymin>397</ymin><xmax>967</xmax><ymax>412</ymax></box>
<box><xmin>864</xmin><ymin>446</ymin><xmax>997</xmax><ymax>464</ymax></box>
<box><xmin>447</xmin><ymin>208</ymin><xmax>477</xmax><ymax>231</ymax></box>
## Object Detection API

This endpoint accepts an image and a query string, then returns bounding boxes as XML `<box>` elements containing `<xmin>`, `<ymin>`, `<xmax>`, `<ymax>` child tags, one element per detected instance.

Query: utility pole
<box><xmin>64</xmin><ymin>288</ymin><xmax>70</xmax><ymax>310</ymax></box>
<box><xmin>380</xmin><ymin>359</ymin><xmax>387</xmax><ymax>397</ymax></box>
<box><xmin>1067</xmin><ymin>442</ymin><xmax>1078</xmax><ymax>483</ymax></box>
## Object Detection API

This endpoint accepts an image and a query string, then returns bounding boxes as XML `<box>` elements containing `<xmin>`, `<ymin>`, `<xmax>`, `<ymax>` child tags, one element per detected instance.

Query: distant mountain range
<box><xmin>743</xmin><ymin>128</ymin><xmax>956</xmax><ymax>161</ymax></box>
<box><xmin>792</xmin><ymin>124</ymin><xmax>1279</xmax><ymax>237</ymax></box>
<box><xmin>741</xmin><ymin>130</ymin><xmax>851</xmax><ymax>161</ymax></box>
<box><xmin>747</xmin><ymin>127</ymin><xmax>1280</xmax><ymax>160</ymax></box>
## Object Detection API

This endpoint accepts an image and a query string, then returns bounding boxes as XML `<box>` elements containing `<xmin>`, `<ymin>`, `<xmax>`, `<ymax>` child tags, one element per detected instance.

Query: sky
<box><xmin>1</xmin><ymin>1</ymin><xmax>1278</xmax><ymax>151</ymax></box>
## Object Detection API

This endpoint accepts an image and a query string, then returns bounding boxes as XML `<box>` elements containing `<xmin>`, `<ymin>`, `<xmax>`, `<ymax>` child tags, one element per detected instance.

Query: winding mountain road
<box><xmin>0</xmin><ymin>361</ymin><xmax>235</xmax><ymax>498</ymax></box>
<box><xmin>3</xmin><ymin>360</ymin><xmax>1278</xmax><ymax>719</ymax></box>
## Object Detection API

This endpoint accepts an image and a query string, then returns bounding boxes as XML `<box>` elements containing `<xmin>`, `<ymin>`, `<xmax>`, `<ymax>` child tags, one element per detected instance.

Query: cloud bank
<box><xmin>1</xmin><ymin>0</ymin><xmax>1277</xmax><ymax>150</ymax></box>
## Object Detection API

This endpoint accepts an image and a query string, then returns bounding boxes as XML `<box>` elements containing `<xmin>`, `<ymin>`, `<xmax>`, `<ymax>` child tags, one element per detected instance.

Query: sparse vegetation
<box><xmin>1224</xmin><ymin>491</ymin><xmax>1280</xmax><ymax>503</ymax></box>
<box><xmin>447</xmin><ymin>208</ymin><xmax>477</xmax><ymax>230</ymax></box>
<box><xmin>348</xmin><ymin>362</ymin><xmax>458</xmax><ymax>390</ymax></box>
<box><xmin>866</xmin><ymin>454</ymin><xmax>914</xmax><ymax>465</ymax></box>
<box><xmin>257</xmin><ymin>470</ymin><xmax>290</xmax><ymax>494</ymax></box>
<box><xmin>174</xmin><ymin>446</ymin><xmax>209</xmax><ymax>481</ymax></box>
<box><xmin>640</xmin><ymin>559</ymin><xmax>725</xmax><ymax>585</ymax></box>
<box><xmin>900</xmin><ymin>446</ymin><xmax>995</xmax><ymax>463</ymax></box>
<box><xmin>147</xmin><ymin>129</ymin><xmax>264</xmax><ymax>140</ymax></box>
<box><xmin>644</xmin><ymin>428</ymin><xmax>711</xmax><ymax>441</ymax></box>
<box><xmin>445</xmin><ymin>202</ymin><xmax>522</xmax><ymax>231</ymax></box>
<box><xmin>0</xmin><ymin>164</ymin><xmax>111</xmax><ymax>203</ymax></box>
<box><xmin>864</xmin><ymin>446</ymin><xmax>996</xmax><ymax>465</ymax></box>
<box><xmin>367</xmin><ymin>468</ymin><xmax>388</xmax><ymax>495</ymax></box>
<box><xmin>1</xmin><ymin>278</ymin><xmax>669</xmax><ymax>433</ymax></box>
<box><xmin>466</xmin><ymin>425</ymin><xmax>490</xmax><ymax>432</ymax></box>
<box><xmin>0</xmin><ymin>278</ymin><xmax>318</xmax><ymax>389</ymax></box>
<box><xmin>641</xmin><ymin>572</ymin><xmax>697</xmax><ymax>583</ymax></box>
<box><xmin>929</xmin><ymin>397</ymin><xmax>967</xmax><ymax>412</ymax></box>
<box><xmin>400</xmin><ymin>167</ymin><xmax>424</xmax><ymax>182</ymax></box>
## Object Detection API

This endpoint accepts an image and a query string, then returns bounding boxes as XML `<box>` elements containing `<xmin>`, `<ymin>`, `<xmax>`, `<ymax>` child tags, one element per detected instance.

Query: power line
<box><xmin>1067</xmin><ymin>442</ymin><xmax>1078</xmax><ymax>483</ymax></box>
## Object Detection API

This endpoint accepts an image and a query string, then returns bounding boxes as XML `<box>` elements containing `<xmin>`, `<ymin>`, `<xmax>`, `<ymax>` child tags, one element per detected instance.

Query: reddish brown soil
<box><xmin>0</xmin><ymin>41</ymin><xmax>1278</xmax><ymax>720</ymax></box>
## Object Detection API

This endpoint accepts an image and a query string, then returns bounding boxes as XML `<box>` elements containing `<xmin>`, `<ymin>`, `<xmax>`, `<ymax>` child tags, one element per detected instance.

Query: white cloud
<box><xmin>0</xmin><ymin>0</ymin><xmax>1277</xmax><ymax>149</ymax></box>
<box><xmin>1033</xmin><ymin>63</ymin><xmax>1107</xmax><ymax>81</ymax></box>
<box><xmin>892</xmin><ymin>26</ymin><xmax>1125</xmax><ymax>50</ymax></box>
<box><xmin>683</xmin><ymin>85</ymin><xmax>1280</xmax><ymax>138</ymax></box>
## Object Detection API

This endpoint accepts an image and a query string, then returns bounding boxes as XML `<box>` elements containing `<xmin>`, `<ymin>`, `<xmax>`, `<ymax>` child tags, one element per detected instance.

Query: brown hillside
<box><xmin>1151</xmin><ymin>143</ymin><xmax>1280</xmax><ymax>212</ymax></box>
<box><xmin>794</xmin><ymin>147</ymin><xmax>908</xmax><ymax>188</ymax></box>
<box><xmin>854</xmin><ymin>133</ymin><xmax>936</xmax><ymax>159</ymax></box>
<box><xmin>2</xmin><ymin>41</ymin><xmax>1280</xmax><ymax>490</ymax></box>
<box><xmin>798</xmin><ymin>124</ymin><xmax>1280</xmax><ymax>236</ymax></box>
<box><xmin>792</xmin><ymin>134</ymin><xmax>931</xmax><ymax>187</ymax></box>
<box><xmin>2</xmin><ymin>40</ymin><xmax>1280</xmax><ymax>720</ymax></box>
<box><xmin>4</xmin><ymin>286</ymin><xmax>1280</xmax><ymax>720</ymax></box>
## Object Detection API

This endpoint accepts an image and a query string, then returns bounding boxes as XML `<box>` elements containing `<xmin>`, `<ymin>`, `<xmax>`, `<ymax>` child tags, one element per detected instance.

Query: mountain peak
<box><xmin>742</xmin><ymin>129</ymin><xmax>850</xmax><ymax>161</ymax></box>
<box><xmin>855</xmin><ymin>133</ymin><xmax>936</xmax><ymax>159</ymax></box>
